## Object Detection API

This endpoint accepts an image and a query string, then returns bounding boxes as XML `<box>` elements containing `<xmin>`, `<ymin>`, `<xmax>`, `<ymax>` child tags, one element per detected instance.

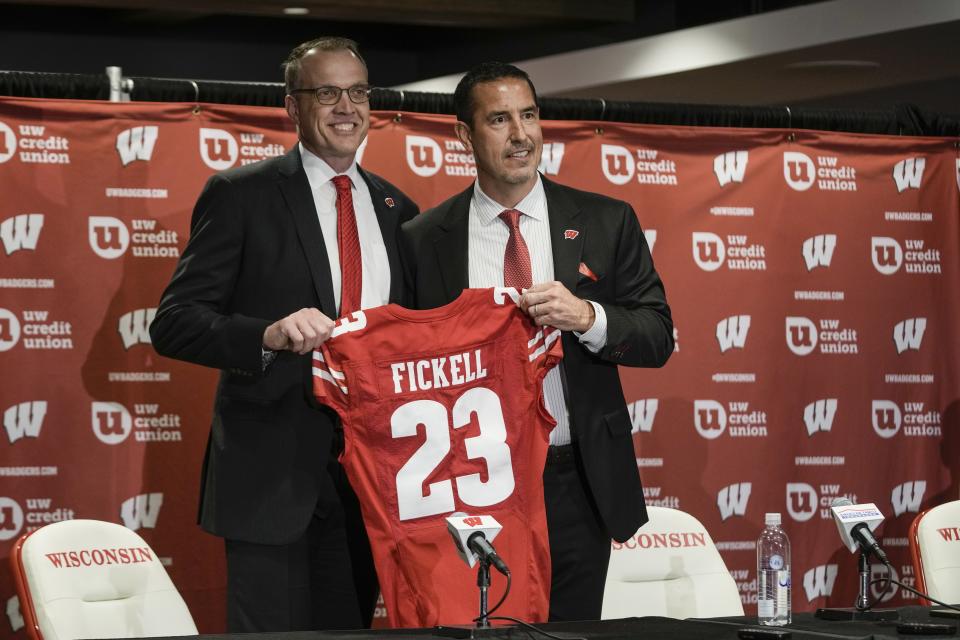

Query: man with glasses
<box><xmin>150</xmin><ymin>37</ymin><xmax>419</xmax><ymax>632</ymax></box>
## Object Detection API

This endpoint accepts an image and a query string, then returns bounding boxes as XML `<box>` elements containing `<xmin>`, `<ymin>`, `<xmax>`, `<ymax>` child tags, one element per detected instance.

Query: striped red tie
<box><xmin>499</xmin><ymin>209</ymin><xmax>532</xmax><ymax>290</ymax></box>
<box><xmin>332</xmin><ymin>175</ymin><xmax>362</xmax><ymax>315</ymax></box>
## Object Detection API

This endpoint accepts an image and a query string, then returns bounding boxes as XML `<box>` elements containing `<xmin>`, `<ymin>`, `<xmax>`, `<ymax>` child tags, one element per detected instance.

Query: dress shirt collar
<box><xmin>299</xmin><ymin>142</ymin><xmax>360</xmax><ymax>189</ymax></box>
<box><xmin>472</xmin><ymin>174</ymin><xmax>546</xmax><ymax>226</ymax></box>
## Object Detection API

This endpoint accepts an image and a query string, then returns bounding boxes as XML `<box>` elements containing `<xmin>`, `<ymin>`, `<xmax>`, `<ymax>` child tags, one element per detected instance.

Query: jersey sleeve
<box><xmin>312</xmin><ymin>343</ymin><xmax>350</xmax><ymax>417</ymax></box>
<box><xmin>526</xmin><ymin>325</ymin><xmax>563</xmax><ymax>377</ymax></box>
<box><xmin>490</xmin><ymin>285</ymin><xmax>563</xmax><ymax>378</ymax></box>
<box><xmin>312</xmin><ymin>310</ymin><xmax>372</xmax><ymax>417</ymax></box>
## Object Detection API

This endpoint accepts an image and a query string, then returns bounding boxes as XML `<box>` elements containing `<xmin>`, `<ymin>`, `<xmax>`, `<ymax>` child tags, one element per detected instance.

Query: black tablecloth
<box><xmin>148</xmin><ymin>607</ymin><xmax>958</xmax><ymax>640</ymax></box>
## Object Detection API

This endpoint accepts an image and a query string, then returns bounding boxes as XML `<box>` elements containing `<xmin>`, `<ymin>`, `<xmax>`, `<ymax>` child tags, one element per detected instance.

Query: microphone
<box><xmin>468</xmin><ymin>532</ymin><xmax>510</xmax><ymax>576</ymax></box>
<box><xmin>830</xmin><ymin>497</ymin><xmax>889</xmax><ymax>564</ymax></box>
<box><xmin>445</xmin><ymin>512</ymin><xmax>510</xmax><ymax>575</ymax></box>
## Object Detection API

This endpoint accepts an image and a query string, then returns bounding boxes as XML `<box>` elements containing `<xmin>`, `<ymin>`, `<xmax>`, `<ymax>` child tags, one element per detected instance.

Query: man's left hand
<box><xmin>520</xmin><ymin>281</ymin><xmax>594</xmax><ymax>332</ymax></box>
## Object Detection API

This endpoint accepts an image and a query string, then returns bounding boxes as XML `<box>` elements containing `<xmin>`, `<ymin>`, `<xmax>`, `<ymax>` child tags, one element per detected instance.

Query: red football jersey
<box><xmin>313</xmin><ymin>287</ymin><xmax>562</xmax><ymax>628</ymax></box>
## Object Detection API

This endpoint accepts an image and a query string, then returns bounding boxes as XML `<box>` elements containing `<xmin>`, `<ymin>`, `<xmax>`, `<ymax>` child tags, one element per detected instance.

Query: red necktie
<box><xmin>499</xmin><ymin>209</ymin><xmax>532</xmax><ymax>290</ymax></box>
<box><xmin>332</xmin><ymin>175</ymin><xmax>362</xmax><ymax>315</ymax></box>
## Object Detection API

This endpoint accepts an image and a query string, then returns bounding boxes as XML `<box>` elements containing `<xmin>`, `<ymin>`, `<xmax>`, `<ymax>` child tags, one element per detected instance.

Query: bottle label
<box><xmin>758</xmin><ymin>599</ymin><xmax>774</xmax><ymax>617</ymax></box>
<box><xmin>778</xmin><ymin>569</ymin><xmax>791</xmax><ymax>588</ymax></box>
<box><xmin>769</xmin><ymin>554</ymin><xmax>784</xmax><ymax>570</ymax></box>
<box><xmin>777</xmin><ymin>570</ymin><xmax>791</xmax><ymax>609</ymax></box>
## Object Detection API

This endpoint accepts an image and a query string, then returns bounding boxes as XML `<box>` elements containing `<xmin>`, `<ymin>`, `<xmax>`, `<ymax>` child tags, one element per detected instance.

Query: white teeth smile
<box><xmin>332</xmin><ymin>123</ymin><xmax>355</xmax><ymax>131</ymax></box>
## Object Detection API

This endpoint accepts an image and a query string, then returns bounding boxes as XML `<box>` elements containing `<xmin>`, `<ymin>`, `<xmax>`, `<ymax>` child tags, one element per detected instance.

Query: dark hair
<box><xmin>454</xmin><ymin>61</ymin><xmax>538</xmax><ymax>127</ymax></box>
<box><xmin>283</xmin><ymin>36</ymin><xmax>366</xmax><ymax>93</ymax></box>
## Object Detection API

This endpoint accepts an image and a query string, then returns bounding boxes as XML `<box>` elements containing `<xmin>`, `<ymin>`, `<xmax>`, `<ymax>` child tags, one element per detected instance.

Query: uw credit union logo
<box><xmin>0</xmin><ymin>121</ymin><xmax>16</xmax><ymax>164</ymax></box>
<box><xmin>0</xmin><ymin>498</ymin><xmax>24</xmax><ymax>541</ymax></box>
<box><xmin>88</xmin><ymin>217</ymin><xmax>130</xmax><ymax>259</ymax></box>
<box><xmin>406</xmin><ymin>136</ymin><xmax>443</xmax><ymax>177</ymax></box>
<box><xmin>199</xmin><ymin>128</ymin><xmax>238</xmax><ymax>170</ymax></box>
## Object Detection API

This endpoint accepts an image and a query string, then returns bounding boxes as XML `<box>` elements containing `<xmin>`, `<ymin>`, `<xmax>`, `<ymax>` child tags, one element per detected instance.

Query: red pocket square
<box><xmin>578</xmin><ymin>262</ymin><xmax>599</xmax><ymax>282</ymax></box>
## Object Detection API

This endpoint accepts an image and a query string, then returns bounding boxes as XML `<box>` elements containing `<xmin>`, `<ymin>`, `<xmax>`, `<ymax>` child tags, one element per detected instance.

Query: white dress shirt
<box><xmin>300</xmin><ymin>143</ymin><xmax>391</xmax><ymax>316</ymax></box>
<box><xmin>467</xmin><ymin>176</ymin><xmax>607</xmax><ymax>445</ymax></box>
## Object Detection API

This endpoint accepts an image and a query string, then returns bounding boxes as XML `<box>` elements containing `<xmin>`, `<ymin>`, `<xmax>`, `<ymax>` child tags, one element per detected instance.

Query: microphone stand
<box><xmin>815</xmin><ymin>549</ymin><xmax>899</xmax><ymax>621</ymax></box>
<box><xmin>433</xmin><ymin>557</ymin><xmax>497</xmax><ymax>639</ymax></box>
<box><xmin>855</xmin><ymin>550</ymin><xmax>870</xmax><ymax>611</ymax></box>
<box><xmin>476</xmin><ymin>556</ymin><xmax>491</xmax><ymax>628</ymax></box>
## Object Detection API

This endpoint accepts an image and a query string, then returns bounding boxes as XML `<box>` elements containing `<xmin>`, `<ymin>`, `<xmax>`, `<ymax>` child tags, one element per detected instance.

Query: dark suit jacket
<box><xmin>150</xmin><ymin>147</ymin><xmax>419</xmax><ymax>545</ymax></box>
<box><xmin>399</xmin><ymin>176</ymin><xmax>672</xmax><ymax>542</ymax></box>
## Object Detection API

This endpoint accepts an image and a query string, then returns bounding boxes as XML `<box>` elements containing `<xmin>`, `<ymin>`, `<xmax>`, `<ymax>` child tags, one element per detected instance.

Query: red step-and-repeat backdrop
<box><xmin>0</xmin><ymin>96</ymin><xmax>958</xmax><ymax>634</ymax></box>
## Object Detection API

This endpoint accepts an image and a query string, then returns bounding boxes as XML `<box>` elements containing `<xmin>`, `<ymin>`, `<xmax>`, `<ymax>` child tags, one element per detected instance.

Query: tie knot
<box><xmin>332</xmin><ymin>174</ymin><xmax>352</xmax><ymax>195</ymax></box>
<box><xmin>499</xmin><ymin>209</ymin><xmax>522</xmax><ymax>230</ymax></box>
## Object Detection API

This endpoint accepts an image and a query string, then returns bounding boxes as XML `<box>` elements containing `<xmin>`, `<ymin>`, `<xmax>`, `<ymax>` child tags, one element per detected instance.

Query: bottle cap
<box><xmin>765</xmin><ymin>512</ymin><xmax>781</xmax><ymax>526</ymax></box>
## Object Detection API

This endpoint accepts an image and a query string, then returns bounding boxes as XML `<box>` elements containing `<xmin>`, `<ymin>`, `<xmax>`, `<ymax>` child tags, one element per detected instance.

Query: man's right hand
<box><xmin>263</xmin><ymin>308</ymin><xmax>335</xmax><ymax>354</ymax></box>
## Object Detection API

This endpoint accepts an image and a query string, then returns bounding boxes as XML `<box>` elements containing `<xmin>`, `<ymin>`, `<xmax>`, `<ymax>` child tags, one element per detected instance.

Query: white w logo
<box><xmin>116</xmin><ymin>126</ymin><xmax>159</xmax><ymax>166</ymax></box>
<box><xmin>628</xmin><ymin>399</ymin><xmax>658</xmax><ymax>434</ymax></box>
<box><xmin>0</xmin><ymin>214</ymin><xmax>44</xmax><ymax>255</ymax></box>
<box><xmin>891</xmin><ymin>481</ymin><xmax>926</xmax><ymax>517</ymax></box>
<box><xmin>803</xmin><ymin>565</ymin><xmax>838</xmax><ymax>600</ymax></box>
<box><xmin>716</xmin><ymin>315</ymin><xmax>751</xmax><ymax>352</ymax></box>
<box><xmin>713</xmin><ymin>150</ymin><xmax>748</xmax><ymax>186</ymax></box>
<box><xmin>892</xmin><ymin>157</ymin><xmax>925</xmax><ymax>193</ymax></box>
<box><xmin>120</xmin><ymin>493</ymin><xmax>164</xmax><ymax>530</ymax></box>
<box><xmin>803</xmin><ymin>399</ymin><xmax>837</xmax><ymax>436</ymax></box>
<box><xmin>802</xmin><ymin>234</ymin><xmax>836</xmax><ymax>271</ymax></box>
<box><xmin>538</xmin><ymin>142</ymin><xmax>565</xmax><ymax>176</ymax></box>
<box><xmin>3</xmin><ymin>401</ymin><xmax>46</xmax><ymax>444</ymax></box>
<box><xmin>118</xmin><ymin>308</ymin><xmax>156</xmax><ymax>349</ymax></box>
<box><xmin>717</xmin><ymin>483</ymin><xmax>751</xmax><ymax>520</ymax></box>
<box><xmin>893</xmin><ymin>318</ymin><xmax>926</xmax><ymax>354</ymax></box>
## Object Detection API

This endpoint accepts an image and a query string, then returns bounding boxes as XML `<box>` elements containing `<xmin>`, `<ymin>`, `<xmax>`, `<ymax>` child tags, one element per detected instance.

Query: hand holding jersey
<box><xmin>520</xmin><ymin>281</ymin><xmax>595</xmax><ymax>331</ymax></box>
<box><xmin>262</xmin><ymin>307</ymin><xmax>336</xmax><ymax>354</ymax></box>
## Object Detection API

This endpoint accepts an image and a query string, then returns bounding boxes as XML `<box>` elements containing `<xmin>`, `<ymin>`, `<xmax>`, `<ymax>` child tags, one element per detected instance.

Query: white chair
<box><xmin>910</xmin><ymin>500</ymin><xmax>960</xmax><ymax>605</ymax></box>
<box><xmin>10</xmin><ymin>519</ymin><xmax>198</xmax><ymax>640</ymax></box>
<box><xmin>601</xmin><ymin>506</ymin><xmax>745</xmax><ymax>619</ymax></box>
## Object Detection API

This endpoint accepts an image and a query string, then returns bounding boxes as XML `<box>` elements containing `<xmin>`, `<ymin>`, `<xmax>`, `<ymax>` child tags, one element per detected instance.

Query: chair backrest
<box><xmin>601</xmin><ymin>506</ymin><xmax>745</xmax><ymax>619</ymax></box>
<box><xmin>910</xmin><ymin>500</ymin><xmax>960</xmax><ymax>606</ymax></box>
<box><xmin>10</xmin><ymin>519</ymin><xmax>198</xmax><ymax>640</ymax></box>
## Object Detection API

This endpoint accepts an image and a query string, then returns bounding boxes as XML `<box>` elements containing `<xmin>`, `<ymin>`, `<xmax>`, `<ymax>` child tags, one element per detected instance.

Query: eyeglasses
<box><xmin>289</xmin><ymin>85</ymin><xmax>373</xmax><ymax>105</ymax></box>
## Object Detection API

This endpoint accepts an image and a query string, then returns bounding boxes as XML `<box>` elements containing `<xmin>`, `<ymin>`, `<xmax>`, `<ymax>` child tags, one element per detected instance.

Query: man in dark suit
<box><xmin>400</xmin><ymin>62</ymin><xmax>673</xmax><ymax>621</ymax></box>
<box><xmin>150</xmin><ymin>37</ymin><xmax>418</xmax><ymax>632</ymax></box>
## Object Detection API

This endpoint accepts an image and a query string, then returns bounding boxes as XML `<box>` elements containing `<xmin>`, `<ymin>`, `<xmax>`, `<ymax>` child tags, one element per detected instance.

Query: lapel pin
<box><xmin>384</xmin><ymin>197</ymin><xmax>396</xmax><ymax>208</ymax></box>
<box><xmin>563</xmin><ymin>229</ymin><xmax>579</xmax><ymax>240</ymax></box>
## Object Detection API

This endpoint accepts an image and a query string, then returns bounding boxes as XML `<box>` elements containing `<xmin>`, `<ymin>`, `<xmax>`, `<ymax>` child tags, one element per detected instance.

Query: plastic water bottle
<box><xmin>757</xmin><ymin>512</ymin><xmax>791</xmax><ymax>626</ymax></box>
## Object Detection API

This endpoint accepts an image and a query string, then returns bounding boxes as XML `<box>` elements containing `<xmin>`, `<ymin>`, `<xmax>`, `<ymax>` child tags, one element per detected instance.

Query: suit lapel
<box><xmin>277</xmin><ymin>148</ymin><xmax>338</xmax><ymax>317</ymax></box>
<box><xmin>543</xmin><ymin>177</ymin><xmax>584</xmax><ymax>292</ymax></box>
<box><xmin>359</xmin><ymin>167</ymin><xmax>404</xmax><ymax>303</ymax></box>
<box><xmin>434</xmin><ymin>187</ymin><xmax>473</xmax><ymax>303</ymax></box>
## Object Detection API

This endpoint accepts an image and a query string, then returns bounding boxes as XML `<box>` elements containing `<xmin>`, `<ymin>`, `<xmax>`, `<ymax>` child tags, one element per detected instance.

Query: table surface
<box><xmin>145</xmin><ymin>606</ymin><xmax>958</xmax><ymax>640</ymax></box>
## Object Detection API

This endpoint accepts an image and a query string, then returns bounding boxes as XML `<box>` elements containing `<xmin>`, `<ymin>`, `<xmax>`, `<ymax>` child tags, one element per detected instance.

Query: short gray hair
<box><xmin>283</xmin><ymin>36</ymin><xmax>366</xmax><ymax>93</ymax></box>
